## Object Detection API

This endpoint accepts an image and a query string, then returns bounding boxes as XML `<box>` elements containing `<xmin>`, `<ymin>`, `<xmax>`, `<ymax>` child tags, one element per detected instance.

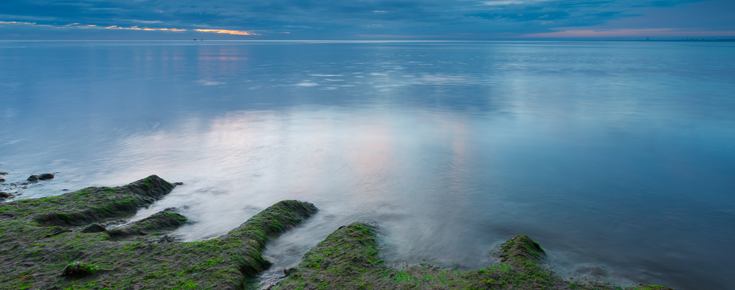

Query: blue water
<box><xmin>1</xmin><ymin>40</ymin><xmax>734</xmax><ymax>289</ymax></box>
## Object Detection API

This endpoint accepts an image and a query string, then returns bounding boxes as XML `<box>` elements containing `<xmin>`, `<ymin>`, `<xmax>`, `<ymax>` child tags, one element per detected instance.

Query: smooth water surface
<box><xmin>1</xmin><ymin>40</ymin><xmax>734</xmax><ymax>289</ymax></box>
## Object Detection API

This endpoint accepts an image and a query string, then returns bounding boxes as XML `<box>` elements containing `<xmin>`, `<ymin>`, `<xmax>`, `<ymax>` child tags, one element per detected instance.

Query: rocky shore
<box><xmin>0</xmin><ymin>175</ymin><xmax>672</xmax><ymax>289</ymax></box>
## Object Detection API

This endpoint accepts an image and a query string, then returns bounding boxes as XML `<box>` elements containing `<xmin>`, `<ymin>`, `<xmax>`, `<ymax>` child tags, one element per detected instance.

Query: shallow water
<box><xmin>1</xmin><ymin>40</ymin><xmax>734</xmax><ymax>289</ymax></box>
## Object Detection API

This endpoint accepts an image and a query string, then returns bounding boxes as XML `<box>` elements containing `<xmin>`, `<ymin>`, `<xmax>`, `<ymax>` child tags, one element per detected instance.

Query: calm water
<box><xmin>1</xmin><ymin>40</ymin><xmax>734</xmax><ymax>289</ymax></box>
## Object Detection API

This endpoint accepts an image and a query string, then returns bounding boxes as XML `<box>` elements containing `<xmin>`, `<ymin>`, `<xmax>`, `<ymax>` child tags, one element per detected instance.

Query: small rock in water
<box><xmin>0</xmin><ymin>178</ymin><xmax>4</xmax><ymax>183</ymax></box>
<box><xmin>0</xmin><ymin>172</ymin><xmax>8</xmax><ymax>175</ymax></box>
<box><xmin>62</xmin><ymin>189</ymin><xmax>69</xmax><ymax>191</ymax></box>
<box><xmin>81</xmin><ymin>224</ymin><xmax>107</xmax><ymax>233</ymax></box>
<box><xmin>173</xmin><ymin>182</ymin><xmax>184</xmax><ymax>186</ymax></box>
<box><xmin>27</xmin><ymin>175</ymin><xmax>39</xmax><ymax>182</ymax></box>
<box><xmin>39</xmin><ymin>173</ymin><xmax>54</xmax><ymax>180</ymax></box>
<box><xmin>284</xmin><ymin>268</ymin><xmax>296</xmax><ymax>277</ymax></box>
<box><xmin>0</xmin><ymin>192</ymin><xmax>11</xmax><ymax>199</ymax></box>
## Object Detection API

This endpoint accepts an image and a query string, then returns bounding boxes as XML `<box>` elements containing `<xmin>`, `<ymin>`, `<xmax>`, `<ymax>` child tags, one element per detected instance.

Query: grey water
<box><xmin>1</xmin><ymin>40</ymin><xmax>734</xmax><ymax>289</ymax></box>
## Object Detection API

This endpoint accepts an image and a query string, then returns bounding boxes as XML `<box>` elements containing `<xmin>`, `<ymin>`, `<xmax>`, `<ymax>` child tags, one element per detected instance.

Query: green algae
<box><xmin>0</xmin><ymin>175</ymin><xmax>318</xmax><ymax>289</ymax></box>
<box><xmin>273</xmin><ymin>222</ymin><xmax>674</xmax><ymax>290</ymax></box>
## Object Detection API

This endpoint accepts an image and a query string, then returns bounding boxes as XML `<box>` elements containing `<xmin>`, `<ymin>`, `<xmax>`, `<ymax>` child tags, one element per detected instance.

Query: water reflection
<box><xmin>1</xmin><ymin>41</ymin><xmax>734</xmax><ymax>290</ymax></box>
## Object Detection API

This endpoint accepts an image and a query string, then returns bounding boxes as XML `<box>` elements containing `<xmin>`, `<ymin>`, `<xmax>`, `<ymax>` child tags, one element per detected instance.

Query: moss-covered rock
<box><xmin>0</xmin><ymin>176</ymin><xmax>319</xmax><ymax>289</ymax></box>
<box><xmin>274</xmin><ymin>222</ymin><xmax>673</xmax><ymax>290</ymax></box>
<box><xmin>107</xmin><ymin>210</ymin><xmax>188</xmax><ymax>238</ymax></box>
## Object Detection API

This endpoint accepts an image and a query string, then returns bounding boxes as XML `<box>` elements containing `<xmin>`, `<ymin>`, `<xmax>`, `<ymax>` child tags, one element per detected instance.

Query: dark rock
<box><xmin>62</xmin><ymin>262</ymin><xmax>99</xmax><ymax>278</ymax></box>
<box><xmin>81</xmin><ymin>224</ymin><xmax>107</xmax><ymax>233</ymax></box>
<box><xmin>27</xmin><ymin>175</ymin><xmax>39</xmax><ymax>182</ymax></box>
<box><xmin>0</xmin><ymin>192</ymin><xmax>11</xmax><ymax>199</ymax></box>
<box><xmin>158</xmin><ymin>235</ymin><xmax>175</xmax><ymax>244</ymax></box>
<box><xmin>284</xmin><ymin>268</ymin><xmax>297</xmax><ymax>277</ymax></box>
<box><xmin>39</xmin><ymin>173</ymin><xmax>55</xmax><ymax>180</ymax></box>
<box><xmin>0</xmin><ymin>178</ymin><xmax>4</xmax><ymax>183</ymax></box>
<box><xmin>0</xmin><ymin>171</ymin><xmax>7</xmax><ymax>175</ymax></box>
<box><xmin>173</xmin><ymin>182</ymin><xmax>184</xmax><ymax>186</ymax></box>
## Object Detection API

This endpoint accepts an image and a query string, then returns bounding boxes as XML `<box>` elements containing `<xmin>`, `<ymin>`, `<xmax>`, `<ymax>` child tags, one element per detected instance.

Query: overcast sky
<box><xmin>1</xmin><ymin>0</ymin><xmax>733</xmax><ymax>40</ymax></box>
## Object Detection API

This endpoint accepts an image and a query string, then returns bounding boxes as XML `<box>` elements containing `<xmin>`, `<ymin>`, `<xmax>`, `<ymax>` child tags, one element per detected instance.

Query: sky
<box><xmin>0</xmin><ymin>0</ymin><xmax>734</xmax><ymax>40</ymax></box>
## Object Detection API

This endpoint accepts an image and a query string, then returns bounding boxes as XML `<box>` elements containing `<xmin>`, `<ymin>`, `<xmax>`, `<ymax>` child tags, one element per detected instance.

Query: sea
<box><xmin>1</xmin><ymin>40</ymin><xmax>734</xmax><ymax>289</ymax></box>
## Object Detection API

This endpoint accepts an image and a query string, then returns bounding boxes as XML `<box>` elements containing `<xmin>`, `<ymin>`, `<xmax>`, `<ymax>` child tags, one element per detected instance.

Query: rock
<box><xmin>39</xmin><ymin>173</ymin><xmax>54</xmax><ymax>180</ymax></box>
<box><xmin>62</xmin><ymin>262</ymin><xmax>99</xmax><ymax>277</ymax></box>
<box><xmin>27</xmin><ymin>175</ymin><xmax>39</xmax><ymax>182</ymax></box>
<box><xmin>0</xmin><ymin>192</ymin><xmax>11</xmax><ymax>199</ymax></box>
<box><xmin>173</xmin><ymin>182</ymin><xmax>184</xmax><ymax>186</ymax></box>
<box><xmin>0</xmin><ymin>172</ymin><xmax>8</xmax><ymax>175</ymax></box>
<box><xmin>81</xmin><ymin>224</ymin><xmax>107</xmax><ymax>233</ymax></box>
<box><xmin>0</xmin><ymin>178</ymin><xmax>4</xmax><ymax>183</ymax></box>
<box><xmin>284</xmin><ymin>268</ymin><xmax>297</xmax><ymax>277</ymax></box>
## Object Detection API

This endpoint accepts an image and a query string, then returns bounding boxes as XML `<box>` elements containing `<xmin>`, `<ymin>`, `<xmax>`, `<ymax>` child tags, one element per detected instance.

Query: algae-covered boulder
<box><xmin>29</xmin><ymin>175</ymin><xmax>175</xmax><ymax>226</ymax></box>
<box><xmin>107</xmin><ymin>210</ymin><xmax>188</xmax><ymax>238</ymax></box>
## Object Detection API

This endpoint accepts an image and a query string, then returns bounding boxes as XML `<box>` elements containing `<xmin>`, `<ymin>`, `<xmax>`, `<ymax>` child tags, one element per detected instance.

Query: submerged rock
<box><xmin>39</xmin><ymin>173</ymin><xmax>54</xmax><ymax>180</ymax></box>
<box><xmin>0</xmin><ymin>192</ymin><xmax>10</xmax><ymax>199</ymax></box>
<box><xmin>0</xmin><ymin>171</ymin><xmax>8</xmax><ymax>175</ymax></box>
<box><xmin>27</xmin><ymin>173</ymin><xmax>54</xmax><ymax>182</ymax></box>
